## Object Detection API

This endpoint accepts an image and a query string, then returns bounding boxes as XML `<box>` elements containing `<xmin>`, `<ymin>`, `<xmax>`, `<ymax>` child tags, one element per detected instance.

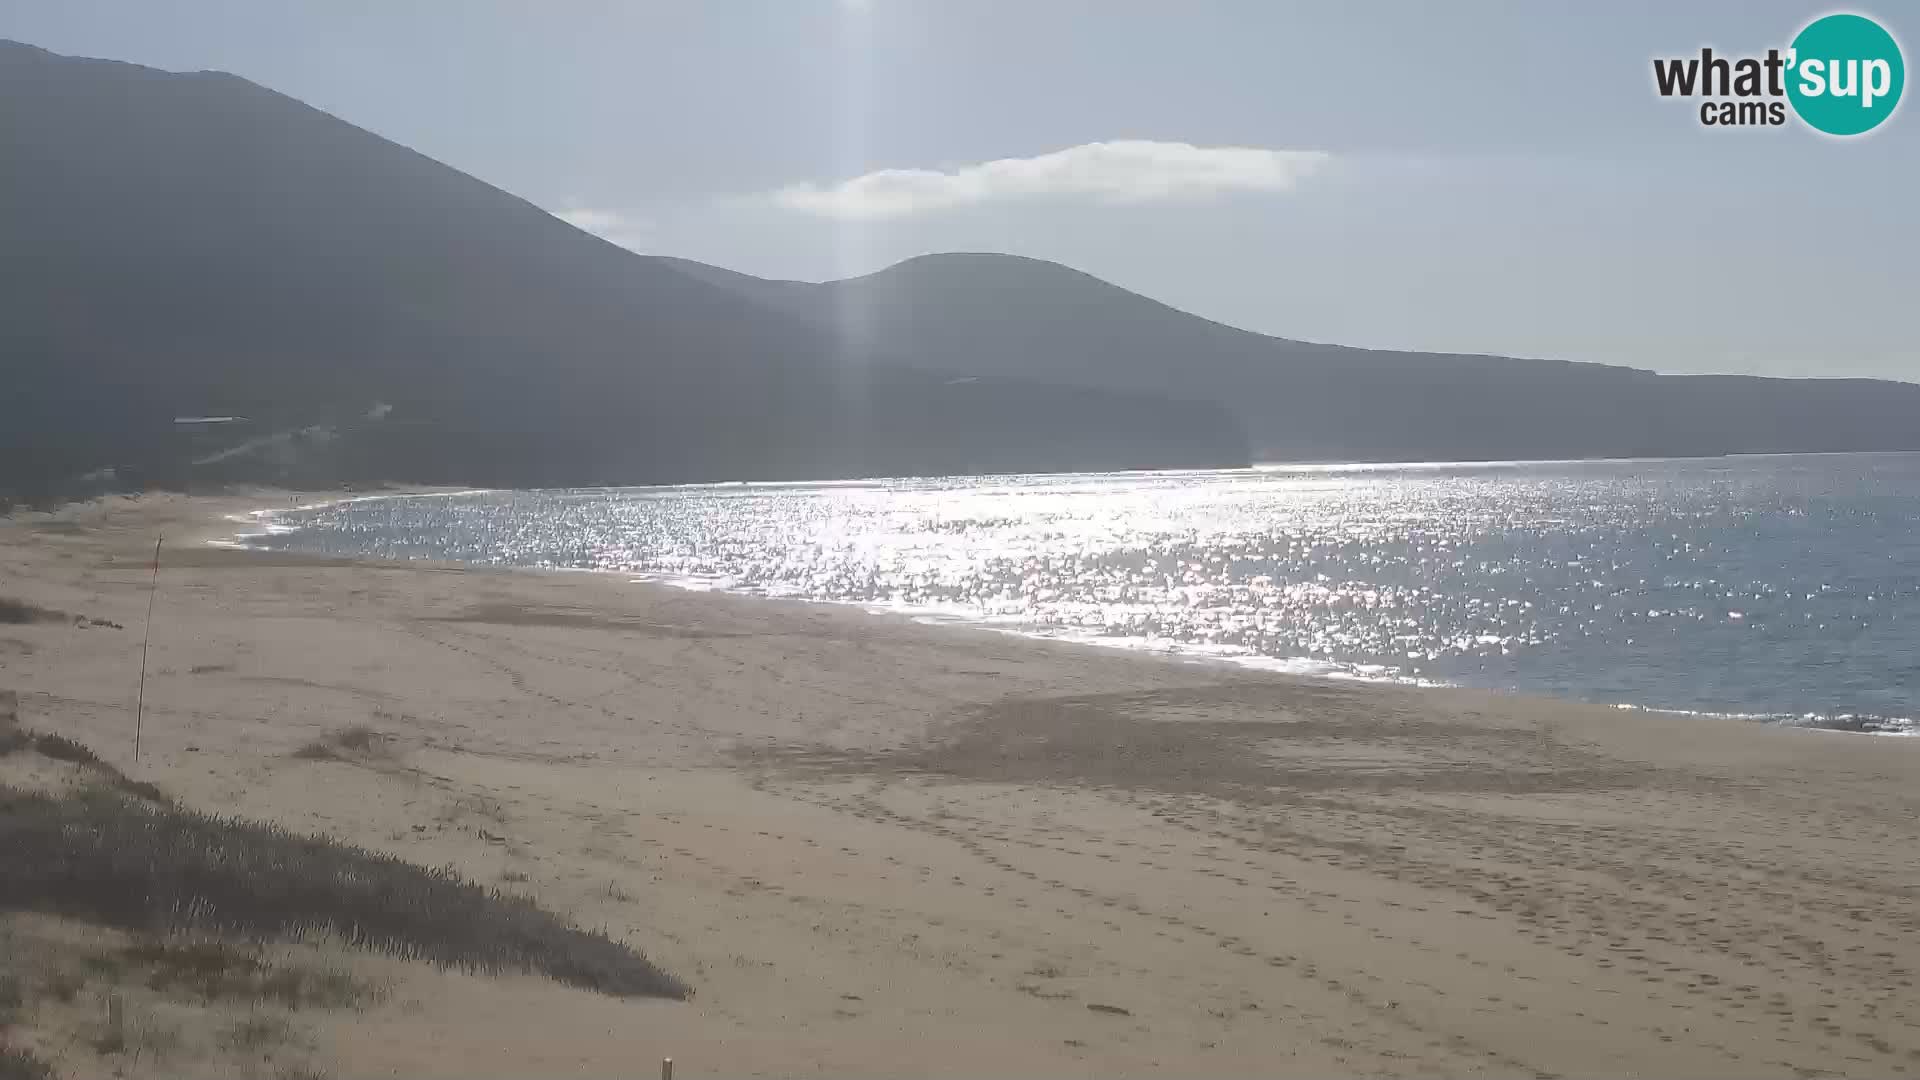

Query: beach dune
<box><xmin>3</xmin><ymin>492</ymin><xmax>1918</xmax><ymax>1078</ymax></box>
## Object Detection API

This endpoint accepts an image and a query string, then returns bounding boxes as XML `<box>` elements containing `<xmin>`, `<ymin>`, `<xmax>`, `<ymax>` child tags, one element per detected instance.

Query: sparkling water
<box><xmin>243</xmin><ymin>453</ymin><xmax>1920</xmax><ymax>734</ymax></box>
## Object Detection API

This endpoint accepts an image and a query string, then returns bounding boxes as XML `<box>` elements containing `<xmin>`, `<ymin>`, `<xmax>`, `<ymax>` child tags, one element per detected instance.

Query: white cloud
<box><xmin>553</xmin><ymin>208</ymin><xmax>626</xmax><ymax>232</ymax></box>
<box><xmin>771</xmin><ymin>140</ymin><xmax>1330</xmax><ymax>221</ymax></box>
<box><xmin>550</xmin><ymin>207</ymin><xmax>651</xmax><ymax>252</ymax></box>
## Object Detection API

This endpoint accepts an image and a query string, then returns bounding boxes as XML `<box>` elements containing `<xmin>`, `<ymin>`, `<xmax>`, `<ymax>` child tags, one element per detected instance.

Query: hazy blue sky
<box><xmin>2</xmin><ymin>1</ymin><xmax>1914</xmax><ymax>380</ymax></box>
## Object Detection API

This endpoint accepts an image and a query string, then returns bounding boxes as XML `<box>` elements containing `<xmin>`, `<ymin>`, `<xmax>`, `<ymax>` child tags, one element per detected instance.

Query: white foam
<box><xmin>203</xmin><ymin>489</ymin><xmax>498</xmax><ymax>550</ymax></box>
<box><xmin>1609</xmin><ymin>702</ymin><xmax>1917</xmax><ymax>736</ymax></box>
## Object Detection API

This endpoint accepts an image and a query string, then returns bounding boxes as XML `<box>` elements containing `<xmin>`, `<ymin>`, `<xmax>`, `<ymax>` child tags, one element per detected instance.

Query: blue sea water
<box><xmin>241</xmin><ymin>453</ymin><xmax>1920</xmax><ymax>734</ymax></box>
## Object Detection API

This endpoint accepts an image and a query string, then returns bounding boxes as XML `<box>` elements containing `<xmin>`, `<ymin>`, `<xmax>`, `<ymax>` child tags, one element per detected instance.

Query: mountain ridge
<box><xmin>0</xmin><ymin>40</ymin><xmax>1247</xmax><ymax>505</ymax></box>
<box><xmin>8</xmin><ymin>34</ymin><xmax>1917</xmax><ymax>508</ymax></box>
<box><xmin>658</xmin><ymin>251</ymin><xmax>1665</xmax><ymax>377</ymax></box>
<box><xmin>658</xmin><ymin>250</ymin><xmax>1920</xmax><ymax>462</ymax></box>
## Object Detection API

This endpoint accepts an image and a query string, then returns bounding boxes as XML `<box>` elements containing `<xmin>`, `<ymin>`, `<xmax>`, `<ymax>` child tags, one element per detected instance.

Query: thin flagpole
<box><xmin>135</xmin><ymin>534</ymin><xmax>161</xmax><ymax>761</ymax></box>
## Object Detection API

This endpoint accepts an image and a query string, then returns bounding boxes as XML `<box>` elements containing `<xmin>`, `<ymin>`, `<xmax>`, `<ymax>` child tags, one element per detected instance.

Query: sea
<box><xmin>235</xmin><ymin>453</ymin><xmax>1920</xmax><ymax>735</ymax></box>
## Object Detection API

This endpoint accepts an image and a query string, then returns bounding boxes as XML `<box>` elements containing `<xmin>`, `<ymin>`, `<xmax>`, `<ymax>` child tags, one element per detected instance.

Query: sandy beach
<box><xmin>4</xmin><ymin>490</ymin><xmax>1919</xmax><ymax>1079</ymax></box>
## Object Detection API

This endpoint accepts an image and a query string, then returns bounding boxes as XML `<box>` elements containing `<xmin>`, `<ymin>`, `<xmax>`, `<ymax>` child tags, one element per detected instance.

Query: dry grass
<box><xmin>291</xmin><ymin>725</ymin><xmax>390</xmax><ymax>762</ymax></box>
<box><xmin>0</xmin><ymin>729</ymin><xmax>166</xmax><ymax>803</ymax></box>
<box><xmin>0</xmin><ymin>975</ymin><xmax>21</xmax><ymax>1026</ymax></box>
<box><xmin>39</xmin><ymin>974</ymin><xmax>81</xmax><ymax>1005</ymax></box>
<box><xmin>0</xmin><ymin>1046</ymin><xmax>54</xmax><ymax>1080</ymax></box>
<box><xmin>18</xmin><ymin>733</ymin><xmax>98</xmax><ymax>766</ymax></box>
<box><xmin>0</xmin><ymin>600</ymin><xmax>63</xmax><ymax>626</ymax></box>
<box><xmin>2</xmin><ymin>912</ymin><xmax>382</xmax><ymax>1080</ymax></box>
<box><xmin>124</xmin><ymin>941</ymin><xmax>377</xmax><ymax>1010</ymax></box>
<box><xmin>0</xmin><ymin>786</ymin><xmax>687</xmax><ymax>1000</ymax></box>
<box><xmin>97</xmin><ymin>1009</ymin><xmax>184</xmax><ymax>1061</ymax></box>
<box><xmin>221</xmin><ymin>1013</ymin><xmax>299</xmax><ymax>1053</ymax></box>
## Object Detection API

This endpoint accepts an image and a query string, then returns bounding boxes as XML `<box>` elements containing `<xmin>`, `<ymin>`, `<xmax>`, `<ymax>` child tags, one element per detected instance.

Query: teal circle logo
<box><xmin>1787</xmin><ymin>13</ymin><xmax>1904</xmax><ymax>135</ymax></box>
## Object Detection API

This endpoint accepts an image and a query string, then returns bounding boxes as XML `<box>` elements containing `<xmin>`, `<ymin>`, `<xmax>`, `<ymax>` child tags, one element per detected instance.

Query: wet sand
<box><xmin>3</xmin><ymin>491</ymin><xmax>1919</xmax><ymax>1078</ymax></box>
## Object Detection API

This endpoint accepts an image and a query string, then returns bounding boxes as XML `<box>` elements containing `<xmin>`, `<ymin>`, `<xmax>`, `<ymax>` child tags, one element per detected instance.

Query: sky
<box><xmin>1</xmin><ymin>1</ymin><xmax>1915</xmax><ymax>381</ymax></box>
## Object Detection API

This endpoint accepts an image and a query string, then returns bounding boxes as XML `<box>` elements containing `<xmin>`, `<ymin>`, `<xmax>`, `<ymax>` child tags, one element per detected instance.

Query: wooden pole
<box><xmin>105</xmin><ymin>990</ymin><xmax>125</xmax><ymax>1051</ymax></box>
<box><xmin>134</xmin><ymin>534</ymin><xmax>161</xmax><ymax>761</ymax></box>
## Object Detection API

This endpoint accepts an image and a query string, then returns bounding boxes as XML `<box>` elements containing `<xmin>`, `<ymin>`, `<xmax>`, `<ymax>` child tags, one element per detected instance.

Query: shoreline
<box><xmin>7</xmin><ymin>490</ymin><xmax>1920</xmax><ymax>1078</ymax></box>
<box><xmin>232</xmin><ymin>486</ymin><xmax>1918</xmax><ymax>738</ymax></box>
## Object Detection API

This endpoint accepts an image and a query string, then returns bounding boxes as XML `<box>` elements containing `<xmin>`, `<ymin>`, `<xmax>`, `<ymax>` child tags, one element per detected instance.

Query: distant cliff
<box><xmin>0</xmin><ymin>41</ymin><xmax>1246</xmax><ymax>506</ymax></box>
